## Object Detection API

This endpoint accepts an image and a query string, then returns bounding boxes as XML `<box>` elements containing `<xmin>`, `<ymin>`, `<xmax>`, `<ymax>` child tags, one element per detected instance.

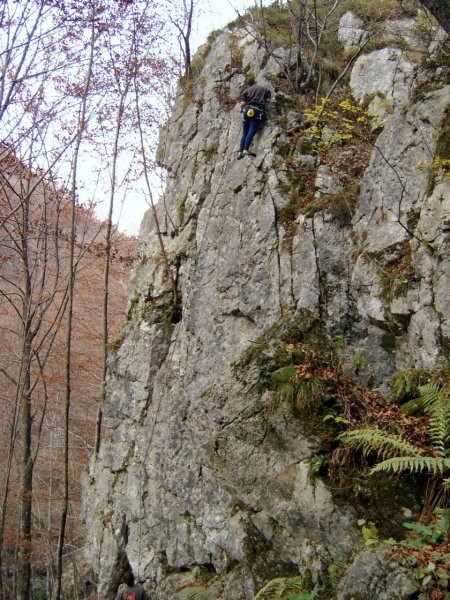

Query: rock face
<box><xmin>83</xmin><ymin>18</ymin><xmax>449</xmax><ymax>600</ymax></box>
<box><xmin>336</xmin><ymin>549</ymin><xmax>420</xmax><ymax>600</ymax></box>
<box><xmin>338</xmin><ymin>10</ymin><xmax>370</xmax><ymax>51</ymax></box>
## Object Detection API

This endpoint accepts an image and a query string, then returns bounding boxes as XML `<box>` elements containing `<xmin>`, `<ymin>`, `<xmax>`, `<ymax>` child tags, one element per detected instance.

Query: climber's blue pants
<box><xmin>240</xmin><ymin>118</ymin><xmax>262</xmax><ymax>152</ymax></box>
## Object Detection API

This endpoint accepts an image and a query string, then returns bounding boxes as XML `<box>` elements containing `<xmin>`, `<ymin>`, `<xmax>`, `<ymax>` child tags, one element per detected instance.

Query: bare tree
<box><xmin>0</xmin><ymin>5</ymin><xmax>83</xmax><ymax>597</ymax></box>
<box><xmin>0</xmin><ymin>1</ymin><xmax>147</xmax><ymax>597</ymax></box>
<box><xmin>0</xmin><ymin>0</ymin><xmax>186</xmax><ymax>595</ymax></box>
<box><xmin>236</xmin><ymin>0</ymin><xmax>345</xmax><ymax>94</ymax></box>
<box><xmin>91</xmin><ymin>0</ymin><xmax>175</xmax><ymax>455</ymax></box>
<box><xmin>285</xmin><ymin>0</ymin><xmax>343</xmax><ymax>91</ymax></box>
<box><xmin>53</xmin><ymin>4</ymin><xmax>97</xmax><ymax>598</ymax></box>
<box><xmin>0</xmin><ymin>148</ymin><xmax>71</xmax><ymax>600</ymax></box>
<box><xmin>169</xmin><ymin>0</ymin><xmax>195</xmax><ymax>77</ymax></box>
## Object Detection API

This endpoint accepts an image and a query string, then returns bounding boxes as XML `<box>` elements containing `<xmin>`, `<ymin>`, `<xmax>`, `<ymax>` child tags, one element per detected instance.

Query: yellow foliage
<box><xmin>432</xmin><ymin>156</ymin><xmax>450</xmax><ymax>178</ymax></box>
<box><xmin>419</xmin><ymin>156</ymin><xmax>450</xmax><ymax>183</ymax></box>
<box><xmin>302</xmin><ymin>96</ymin><xmax>377</xmax><ymax>152</ymax></box>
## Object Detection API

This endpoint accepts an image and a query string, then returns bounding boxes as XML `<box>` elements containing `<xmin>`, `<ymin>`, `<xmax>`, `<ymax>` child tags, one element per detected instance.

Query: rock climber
<box><xmin>114</xmin><ymin>569</ymin><xmax>150</xmax><ymax>600</ymax></box>
<box><xmin>238</xmin><ymin>76</ymin><xmax>271</xmax><ymax>160</ymax></box>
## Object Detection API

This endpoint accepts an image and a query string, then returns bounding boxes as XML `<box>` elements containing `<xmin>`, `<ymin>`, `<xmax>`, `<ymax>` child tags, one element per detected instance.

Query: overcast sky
<box><xmin>114</xmin><ymin>0</ymin><xmax>266</xmax><ymax>236</ymax></box>
<box><xmin>193</xmin><ymin>0</ymin><xmax>245</xmax><ymax>50</ymax></box>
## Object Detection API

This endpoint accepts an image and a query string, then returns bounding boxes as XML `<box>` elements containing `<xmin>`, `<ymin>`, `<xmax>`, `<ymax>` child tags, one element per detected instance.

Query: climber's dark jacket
<box><xmin>240</xmin><ymin>83</ymin><xmax>271</xmax><ymax>107</ymax></box>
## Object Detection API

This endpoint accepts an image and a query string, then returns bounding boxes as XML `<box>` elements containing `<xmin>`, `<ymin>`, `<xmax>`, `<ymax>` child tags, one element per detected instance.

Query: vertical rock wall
<box><xmin>83</xmin><ymin>21</ymin><xmax>449</xmax><ymax>600</ymax></box>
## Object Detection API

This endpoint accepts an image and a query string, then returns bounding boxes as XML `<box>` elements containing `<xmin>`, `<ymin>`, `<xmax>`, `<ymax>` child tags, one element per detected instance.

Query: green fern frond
<box><xmin>418</xmin><ymin>383</ymin><xmax>445</xmax><ymax>410</ymax></box>
<box><xmin>254</xmin><ymin>577</ymin><xmax>288</xmax><ymax>599</ymax></box>
<box><xmin>283</xmin><ymin>577</ymin><xmax>304</xmax><ymax>590</ymax></box>
<box><xmin>428</xmin><ymin>416</ymin><xmax>446</xmax><ymax>457</ymax></box>
<box><xmin>371</xmin><ymin>456</ymin><xmax>450</xmax><ymax>476</ymax></box>
<box><xmin>181</xmin><ymin>587</ymin><xmax>214</xmax><ymax>600</ymax></box>
<box><xmin>418</xmin><ymin>383</ymin><xmax>449</xmax><ymax>455</ymax></box>
<box><xmin>338</xmin><ymin>429</ymin><xmax>422</xmax><ymax>460</ymax></box>
<box><xmin>339</xmin><ymin>381</ymin><xmax>450</xmax><ymax>516</ymax></box>
<box><xmin>254</xmin><ymin>576</ymin><xmax>304</xmax><ymax>600</ymax></box>
<box><xmin>421</xmin><ymin>384</ymin><xmax>449</xmax><ymax>429</ymax></box>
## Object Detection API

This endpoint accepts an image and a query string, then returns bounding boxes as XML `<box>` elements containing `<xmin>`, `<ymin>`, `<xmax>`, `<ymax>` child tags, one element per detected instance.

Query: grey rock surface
<box><xmin>350</xmin><ymin>47</ymin><xmax>416</xmax><ymax>108</ymax></box>
<box><xmin>338</xmin><ymin>11</ymin><xmax>370</xmax><ymax>51</ymax></box>
<box><xmin>83</xmin><ymin>22</ymin><xmax>449</xmax><ymax>600</ymax></box>
<box><xmin>336</xmin><ymin>549</ymin><xmax>419</xmax><ymax>600</ymax></box>
<box><xmin>314</xmin><ymin>165</ymin><xmax>343</xmax><ymax>197</ymax></box>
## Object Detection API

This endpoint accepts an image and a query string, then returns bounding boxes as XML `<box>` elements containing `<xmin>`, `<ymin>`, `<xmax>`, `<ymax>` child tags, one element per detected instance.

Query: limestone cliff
<box><xmin>83</xmin><ymin>9</ymin><xmax>449</xmax><ymax>600</ymax></box>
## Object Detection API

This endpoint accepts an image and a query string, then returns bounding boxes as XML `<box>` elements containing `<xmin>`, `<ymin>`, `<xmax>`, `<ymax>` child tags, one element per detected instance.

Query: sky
<box><xmin>113</xmin><ymin>0</ymin><xmax>267</xmax><ymax>236</ymax></box>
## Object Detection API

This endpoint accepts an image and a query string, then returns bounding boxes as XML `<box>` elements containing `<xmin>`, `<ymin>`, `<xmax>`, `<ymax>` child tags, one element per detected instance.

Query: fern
<box><xmin>254</xmin><ymin>576</ymin><xmax>304</xmax><ymax>599</ymax></box>
<box><xmin>254</xmin><ymin>575</ymin><xmax>324</xmax><ymax>600</ymax></box>
<box><xmin>338</xmin><ymin>429</ymin><xmax>422</xmax><ymax>460</ymax></box>
<box><xmin>420</xmin><ymin>383</ymin><xmax>448</xmax><ymax>455</ymax></box>
<box><xmin>338</xmin><ymin>383</ymin><xmax>450</xmax><ymax>514</ymax></box>
<box><xmin>393</xmin><ymin>370</ymin><xmax>416</xmax><ymax>402</ymax></box>
<box><xmin>371</xmin><ymin>456</ymin><xmax>450</xmax><ymax>475</ymax></box>
<box><xmin>419</xmin><ymin>383</ymin><xmax>445</xmax><ymax>410</ymax></box>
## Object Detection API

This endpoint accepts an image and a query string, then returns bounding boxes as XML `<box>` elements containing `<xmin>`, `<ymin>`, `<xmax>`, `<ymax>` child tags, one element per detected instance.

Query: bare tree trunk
<box><xmin>0</xmin><ymin>8</ymin><xmax>50</xmax><ymax>590</ymax></box>
<box><xmin>0</xmin><ymin>367</ymin><xmax>21</xmax><ymax>599</ymax></box>
<box><xmin>52</xmin><ymin>8</ymin><xmax>95</xmax><ymax>598</ymax></box>
<box><xmin>17</xmin><ymin>215</ymin><xmax>34</xmax><ymax>600</ymax></box>
<box><xmin>46</xmin><ymin>424</ymin><xmax>56</xmax><ymax>600</ymax></box>
<box><xmin>170</xmin><ymin>0</ymin><xmax>195</xmax><ymax>77</ymax></box>
<box><xmin>17</xmin><ymin>371</ymin><xmax>32</xmax><ymax>600</ymax></box>
<box><xmin>94</xmin><ymin>62</ymin><xmax>132</xmax><ymax>457</ymax></box>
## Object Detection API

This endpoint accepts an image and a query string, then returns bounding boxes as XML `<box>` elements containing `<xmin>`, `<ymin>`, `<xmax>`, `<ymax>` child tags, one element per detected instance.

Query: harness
<box><xmin>243</xmin><ymin>104</ymin><xmax>264</xmax><ymax>121</ymax></box>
